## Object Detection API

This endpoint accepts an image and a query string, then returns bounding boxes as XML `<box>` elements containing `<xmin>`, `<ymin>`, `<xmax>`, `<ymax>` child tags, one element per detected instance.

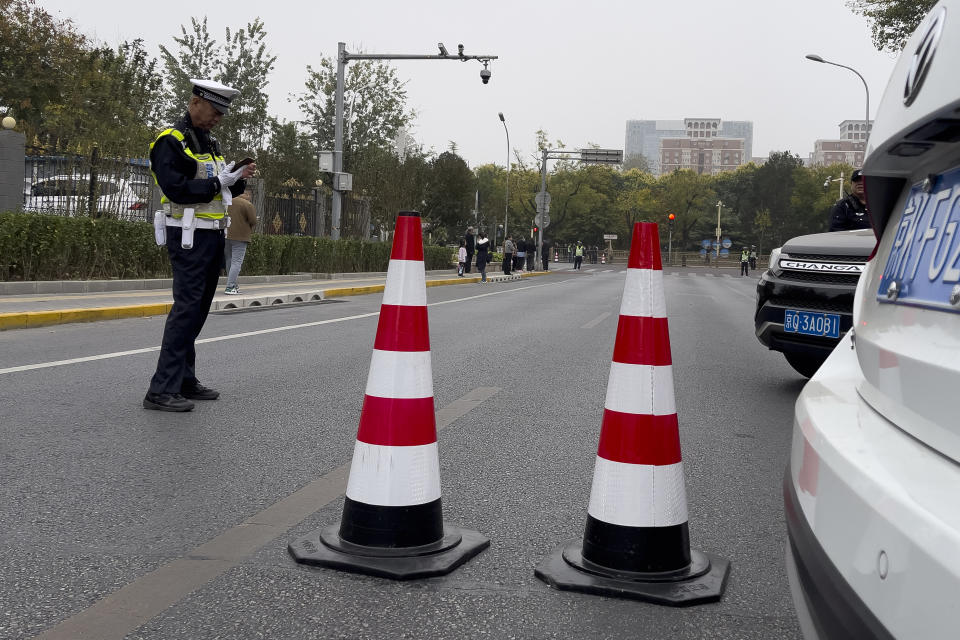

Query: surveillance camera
<box><xmin>438</xmin><ymin>42</ymin><xmax>449</xmax><ymax>56</ymax></box>
<box><xmin>458</xmin><ymin>44</ymin><xmax>464</xmax><ymax>56</ymax></box>
<box><xmin>480</xmin><ymin>68</ymin><xmax>491</xmax><ymax>84</ymax></box>
<box><xmin>823</xmin><ymin>179</ymin><xmax>831</xmax><ymax>188</ymax></box>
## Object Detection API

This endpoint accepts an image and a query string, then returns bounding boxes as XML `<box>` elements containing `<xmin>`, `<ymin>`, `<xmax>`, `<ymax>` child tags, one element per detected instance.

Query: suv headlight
<box><xmin>768</xmin><ymin>247</ymin><xmax>782</xmax><ymax>271</ymax></box>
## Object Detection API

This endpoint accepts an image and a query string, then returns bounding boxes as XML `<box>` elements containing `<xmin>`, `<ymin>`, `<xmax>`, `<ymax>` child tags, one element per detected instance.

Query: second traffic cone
<box><xmin>535</xmin><ymin>222</ymin><xmax>729</xmax><ymax>605</ymax></box>
<box><xmin>289</xmin><ymin>211</ymin><xmax>489</xmax><ymax>579</ymax></box>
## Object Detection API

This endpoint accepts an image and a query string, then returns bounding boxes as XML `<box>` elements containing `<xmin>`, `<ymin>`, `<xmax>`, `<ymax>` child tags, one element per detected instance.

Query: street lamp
<box><xmin>498</xmin><ymin>112</ymin><xmax>509</xmax><ymax>248</ymax></box>
<box><xmin>805</xmin><ymin>54</ymin><xmax>871</xmax><ymax>144</ymax></box>
<box><xmin>715</xmin><ymin>200</ymin><xmax>723</xmax><ymax>267</ymax></box>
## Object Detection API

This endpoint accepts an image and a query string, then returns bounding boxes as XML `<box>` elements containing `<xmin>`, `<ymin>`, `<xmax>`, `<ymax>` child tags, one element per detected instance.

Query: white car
<box><xmin>25</xmin><ymin>174</ymin><xmax>146</xmax><ymax>220</ymax></box>
<box><xmin>785</xmin><ymin>2</ymin><xmax>960</xmax><ymax>638</ymax></box>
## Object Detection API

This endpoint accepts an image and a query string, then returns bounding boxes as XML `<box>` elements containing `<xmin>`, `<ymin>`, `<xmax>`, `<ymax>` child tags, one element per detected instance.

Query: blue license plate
<box><xmin>784</xmin><ymin>309</ymin><xmax>841</xmax><ymax>338</ymax></box>
<box><xmin>877</xmin><ymin>165</ymin><xmax>960</xmax><ymax>311</ymax></box>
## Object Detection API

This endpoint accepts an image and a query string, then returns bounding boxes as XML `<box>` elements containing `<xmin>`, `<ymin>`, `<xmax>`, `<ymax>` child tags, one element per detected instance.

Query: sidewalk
<box><xmin>0</xmin><ymin>268</ymin><xmax>548</xmax><ymax>331</ymax></box>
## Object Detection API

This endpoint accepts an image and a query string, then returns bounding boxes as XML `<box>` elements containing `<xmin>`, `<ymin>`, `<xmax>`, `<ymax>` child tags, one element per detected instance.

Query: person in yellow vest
<box><xmin>740</xmin><ymin>247</ymin><xmax>750</xmax><ymax>276</ymax></box>
<box><xmin>143</xmin><ymin>79</ymin><xmax>256</xmax><ymax>412</ymax></box>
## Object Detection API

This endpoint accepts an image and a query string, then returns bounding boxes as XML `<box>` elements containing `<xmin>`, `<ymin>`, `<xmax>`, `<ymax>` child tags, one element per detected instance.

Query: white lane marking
<box><xmin>0</xmin><ymin>279</ymin><xmax>574</xmax><ymax>376</ymax></box>
<box><xmin>581</xmin><ymin>311</ymin><xmax>612</xmax><ymax>329</ymax></box>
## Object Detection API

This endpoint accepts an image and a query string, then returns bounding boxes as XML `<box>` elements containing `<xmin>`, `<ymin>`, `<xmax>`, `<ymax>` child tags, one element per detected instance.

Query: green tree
<box><xmin>297</xmin><ymin>56</ymin><xmax>412</xmax><ymax>165</ymax></box>
<box><xmin>422</xmin><ymin>150</ymin><xmax>474</xmax><ymax>242</ymax></box>
<box><xmin>257</xmin><ymin>121</ymin><xmax>319</xmax><ymax>193</ymax></box>
<box><xmin>848</xmin><ymin>0</ymin><xmax>937</xmax><ymax>52</ymax></box>
<box><xmin>158</xmin><ymin>17</ymin><xmax>275</xmax><ymax>157</ymax></box>
<box><xmin>753</xmin><ymin>151</ymin><xmax>805</xmax><ymax>245</ymax></box>
<box><xmin>217</xmin><ymin>19</ymin><xmax>276</xmax><ymax>155</ymax></box>
<box><xmin>158</xmin><ymin>17</ymin><xmax>219</xmax><ymax>124</ymax></box>
<box><xmin>654</xmin><ymin>169</ymin><xmax>715</xmax><ymax>250</ymax></box>
<box><xmin>0</xmin><ymin>0</ymin><xmax>88</xmax><ymax>143</ymax></box>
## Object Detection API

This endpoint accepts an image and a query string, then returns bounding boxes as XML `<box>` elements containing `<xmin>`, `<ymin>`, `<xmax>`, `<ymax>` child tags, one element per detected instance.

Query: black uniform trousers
<box><xmin>149</xmin><ymin>226</ymin><xmax>224</xmax><ymax>394</ymax></box>
<box><xmin>464</xmin><ymin>251</ymin><xmax>473</xmax><ymax>273</ymax></box>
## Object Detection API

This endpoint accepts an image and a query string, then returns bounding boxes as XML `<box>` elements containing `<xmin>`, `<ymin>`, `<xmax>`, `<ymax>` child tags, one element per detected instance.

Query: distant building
<box><xmin>808</xmin><ymin>119</ymin><xmax>873</xmax><ymax>166</ymax></box>
<box><xmin>625</xmin><ymin>118</ymin><xmax>753</xmax><ymax>175</ymax></box>
<box><xmin>660</xmin><ymin>137</ymin><xmax>745</xmax><ymax>175</ymax></box>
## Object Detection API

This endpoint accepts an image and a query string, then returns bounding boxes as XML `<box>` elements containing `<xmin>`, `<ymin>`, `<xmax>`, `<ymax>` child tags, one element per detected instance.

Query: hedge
<box><xmin>0</xmin><ymin>212</ymin><xmax>452</xmax><ymax>281</ymax></box>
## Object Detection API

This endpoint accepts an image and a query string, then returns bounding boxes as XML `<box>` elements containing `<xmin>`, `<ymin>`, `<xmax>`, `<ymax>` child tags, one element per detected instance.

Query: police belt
<box><xmin>165</xmin><ymin>216</ymin><xmax>229</xmax><ymax>230</ymax></box>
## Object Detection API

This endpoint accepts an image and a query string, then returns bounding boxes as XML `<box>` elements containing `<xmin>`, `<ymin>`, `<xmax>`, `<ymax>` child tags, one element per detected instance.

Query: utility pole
<box><xmin>330</xmin><ymin>42</ymin><xmax>498</xmax><ymax>240</ymax></box>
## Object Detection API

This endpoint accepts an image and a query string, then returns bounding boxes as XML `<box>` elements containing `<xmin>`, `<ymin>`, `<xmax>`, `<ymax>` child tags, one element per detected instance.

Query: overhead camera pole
<box><xmin>330</xmin><ymin>42</ymin><xmax>498</xmax><ymax>240</ymax></box>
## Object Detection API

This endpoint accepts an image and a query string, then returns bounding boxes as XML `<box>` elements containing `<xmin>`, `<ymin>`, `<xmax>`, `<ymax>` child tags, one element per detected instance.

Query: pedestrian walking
<box><xmin>526</xmin><ymin>240</ymin><xmax>536</xmax><ymax>271</ymax></box>
<box><xmin>223</xmin><ymin>191</ymin><xmax>257</xmax><ymax>295</ymax></box>
<box><xmin>464</xmin><ymin>227</ymin><xmax>475</xmax><ymax>274</ymax></box>
<box><xmin>515</xmin><ymin>238</ymin><xmax>526</xmax><ymax>272</ymax></box>
<box><xmin>503</xmin><ymin>236</ymin><xmax>515</xmax><ymax>275</ymax></box>
<box><xmin>143</xmin><ymin>79</ymin><xmax>256</xmax><ymax>412</ymax></box>
<box><xmin>740</xmin><ymin>247</ymin><xmax>750</xmax><ymax>276</ymax></box>
<box><xmin>541</xmin><ymin>238</ymin><xmax>551</xmax><ymax>271</ymax></box>
<box><xmin>749</xmin><ymin>245</ymin><xmax>757</xmax><ymax>271</ymax></box>
<box><xmin>457</xmin><ymin>239</ymin><xmax>467</xmax><ymax>277</ymax></box>
<box><xmin>475</xmin><ymin>232</ymin><xmax>491</xmax><ymax>282</ymax></box>
<box><xmin>574</xmin><ymin>240</ymin><xmax>585</xmax><ymax>270</ymax></box>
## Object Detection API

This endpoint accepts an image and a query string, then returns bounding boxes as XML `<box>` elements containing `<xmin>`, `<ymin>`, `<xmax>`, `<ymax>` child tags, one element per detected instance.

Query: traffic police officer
<box><xmin>143</xmin><ymin>79</ymin><xmax>256</xmax><ymax>412</ymax></box>
<box><xmin>828</xmin><ymin>169</ymin><xmax>871</xmax><ymax>231</ymax></box>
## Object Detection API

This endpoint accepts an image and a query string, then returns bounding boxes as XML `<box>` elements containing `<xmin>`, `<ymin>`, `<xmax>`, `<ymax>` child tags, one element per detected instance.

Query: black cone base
<box><xmin>288</xmin><ymin>523</ymin><xmax>489</xmax><ymax>580</ymax></box>
<box><xmin>535</xmin><ymin>540</ymin><xmax>730</xmax><ymax>607</ymax></box>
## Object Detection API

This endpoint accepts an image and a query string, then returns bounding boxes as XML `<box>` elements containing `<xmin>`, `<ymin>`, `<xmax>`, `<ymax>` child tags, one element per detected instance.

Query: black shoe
<box><xmin>180</xmin><ymin>383</ymin><xmax>220</xmax><ymax>401</ymax></box>
<box><xmin>143</xmin><ymin>392</ymin><xmax>195</xmax><ymax>412</ymax></box>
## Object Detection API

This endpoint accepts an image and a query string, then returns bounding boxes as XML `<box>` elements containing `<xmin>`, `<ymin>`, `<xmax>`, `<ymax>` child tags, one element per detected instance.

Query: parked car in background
<box><xmin>785</xmin><ymin>2</ymin><xmax>960</xmax><ymax>638</ymax></box>
<box><xmin>24</xmin><ymin>174</ymin><xmax>146</xmax><ymax>220</ymax></box>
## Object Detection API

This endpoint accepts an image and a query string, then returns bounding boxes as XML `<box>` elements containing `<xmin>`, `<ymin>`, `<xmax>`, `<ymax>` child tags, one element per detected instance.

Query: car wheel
<box><xmin>783</xmin><ymin>352</ymin><xmax>826</xmax><ymax>378</ymax></box>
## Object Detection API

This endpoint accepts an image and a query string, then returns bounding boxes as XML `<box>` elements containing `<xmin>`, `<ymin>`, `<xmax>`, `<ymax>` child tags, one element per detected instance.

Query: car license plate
<box><xmin>877</xmin><ymin>165</ymin><xmax>960</xmax><ymax>312</ymax></box>
<box><xmin>784</xmin><ymin>309</ymin><xmax>841</xmax><ymax>338</ymax></box>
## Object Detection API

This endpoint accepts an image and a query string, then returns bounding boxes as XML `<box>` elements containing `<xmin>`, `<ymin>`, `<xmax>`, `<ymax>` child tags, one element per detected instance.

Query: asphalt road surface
<box><xmin>1</xmin><ymin>265</ymin><xmax>805</xmax><ymax>639</ymax></box>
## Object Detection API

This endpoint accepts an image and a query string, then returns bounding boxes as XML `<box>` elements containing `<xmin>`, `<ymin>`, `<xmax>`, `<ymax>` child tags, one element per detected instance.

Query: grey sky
<box><xmin>41</xmin><ymin>0</ymin><xmax>900</xmax><ymax>167</ymax></box>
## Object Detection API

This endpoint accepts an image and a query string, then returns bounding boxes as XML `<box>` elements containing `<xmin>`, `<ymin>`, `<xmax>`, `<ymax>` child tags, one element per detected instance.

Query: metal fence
<box><xmin>23</xmin><ymin>148</ymin><xmax>154</xmax><ymax>222</ymax></box>
<box><xmin>22</xmin><ymin>152</ymin><xmax>371</xmax><ymax>239</ymax></box>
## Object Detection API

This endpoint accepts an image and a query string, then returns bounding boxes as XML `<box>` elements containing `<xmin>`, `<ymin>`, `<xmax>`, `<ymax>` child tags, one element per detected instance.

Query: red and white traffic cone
<box><xmin>601</xmin><ymin>253</ymin><xmax>606</xmax><ymax>264</ymax></box>
<box><xmin>535</xmin><ymin>222</ymin><xmax>729</xmax><ymax>605</ymax></box>
<box><xmin>289</xmin><ymin>211</ymin><xmax>489</xmax><ymax>579</ymax></box>
<box><xmin>554</xmin><ymin>250</ymin><xmax>559</xmax><ymax>262</ymax></box>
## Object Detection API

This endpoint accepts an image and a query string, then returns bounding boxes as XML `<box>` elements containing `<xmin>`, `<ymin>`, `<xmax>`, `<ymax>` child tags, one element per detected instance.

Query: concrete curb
<box><xmin>0</xmin><ymin>270</ymin><xmax>550</xmax><ymax>330</ymax></box>
<box><xmin>0</xmin><ymin>268</ymin><xmax>508</xmax><ymax>295</ymax></box>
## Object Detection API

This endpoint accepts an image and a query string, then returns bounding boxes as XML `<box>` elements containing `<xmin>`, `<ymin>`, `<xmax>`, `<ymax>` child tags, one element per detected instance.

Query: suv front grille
<box><xmin>788</xmin><ymin>253</ymin><xmax>868</xmax><ymax>262</ymax></box>
<box><xmin>778</xmin><ymin>270</ymin><xmax>862</xmax><ymax>285</ymax></box>
<box><xmin>767</xmin><ymin>296</ymin><xmax>850</xmax><ymax>313</ymax></box>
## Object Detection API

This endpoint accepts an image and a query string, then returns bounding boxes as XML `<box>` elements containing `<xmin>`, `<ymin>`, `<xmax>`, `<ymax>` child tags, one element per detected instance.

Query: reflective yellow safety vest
<box><xmin>149</xmin><ymin>128</ymin><xmax>227</xmax><ymax>220</ymax></box>
<box><xmin>575</xmin><ymin>245</ymin><xmax>584</xmax><ymax>257</ymax></box>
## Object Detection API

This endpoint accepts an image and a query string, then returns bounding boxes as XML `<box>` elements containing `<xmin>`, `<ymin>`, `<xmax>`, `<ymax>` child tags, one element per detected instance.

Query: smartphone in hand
<box><xmin>234</xmin><ymin>157</ymin><xmax>256</xmax><ymax>170</ymax></box>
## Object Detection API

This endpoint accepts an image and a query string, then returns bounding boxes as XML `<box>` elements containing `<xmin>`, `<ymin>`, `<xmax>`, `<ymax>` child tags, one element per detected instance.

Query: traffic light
<box><xmin>667</xmin><ymin>213</ymin><xmax>675</xmax><ymax>228</ymax></box>
<box><xmin>532</xmin><ymin>226</ymin><xmax>538</xmax><ymax>236</ymax></box>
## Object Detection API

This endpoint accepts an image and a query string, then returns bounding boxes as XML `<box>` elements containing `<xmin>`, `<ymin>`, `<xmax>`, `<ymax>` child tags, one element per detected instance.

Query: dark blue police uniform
<box><xmin>144</xmin><ymin>109</ymin><xmax>246</xmax><ymax>411</ymax></box>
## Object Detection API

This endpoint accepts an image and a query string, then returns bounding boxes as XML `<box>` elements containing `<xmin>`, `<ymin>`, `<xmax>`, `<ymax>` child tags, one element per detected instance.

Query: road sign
<box><xmin>603</xmin><ymin>234</ymin><xmax>617</xmax><ymax>240</ymax></box>
<box><xmin>535</xmin><ymin>191</ymin><xmax>551</xmax><ymax>212</ymax></box>
<box><xmin>535</xmin><ymin>212</ymin><xmax>551</xmax><ymax>228</ymax></box>
<box><xmin>318</xmin><ymin>151</ymin><xmax>334</xmax><ymax>172</ymax></box>
<box><xmin>579</xmin><ymin>148</ymin><xmax>624</xmax><ymax>165</ymax></box>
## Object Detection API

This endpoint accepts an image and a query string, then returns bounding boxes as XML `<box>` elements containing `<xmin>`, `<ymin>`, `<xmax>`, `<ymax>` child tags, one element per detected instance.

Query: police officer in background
<box><xmin>828</xmin><ymin>169</ymin><xmax>871</xmax><ymax>231</ymax></box>
<box><xmin>143</xmin><ymin>79</ymin><xmax>256</xmax><ymax>412</ymax></box>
